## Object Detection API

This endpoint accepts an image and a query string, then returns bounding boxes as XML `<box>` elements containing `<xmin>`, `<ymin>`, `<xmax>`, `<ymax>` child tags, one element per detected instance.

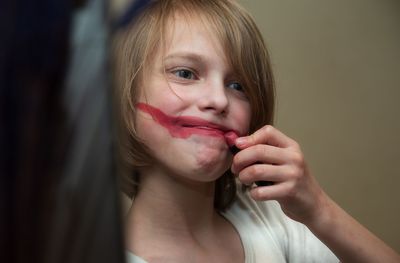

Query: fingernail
<box><xmin>236</xmin><ymin>137</ymin><xmax>246</xmax><ymax>147</ymax></box>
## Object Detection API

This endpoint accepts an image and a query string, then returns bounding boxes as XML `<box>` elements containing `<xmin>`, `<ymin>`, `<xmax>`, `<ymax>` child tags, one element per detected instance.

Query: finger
<box><xmin>238</xmin><ymin>163</ymin><xmax>287</xmax><ymax>186</ymax></box>
<box><xmin>249</xmin><ymin>181</ymin><xmax>294</xmax><ymax>201</ymax></box>
<box><xmin>231</xmin><ymin>144</ymin><xmax>288</xmax><ymax>174</ymax></box>
<box><xmin>236</xmin><ymin>125</ymin><xmax>298</xmax><ymax>149</ymax></box>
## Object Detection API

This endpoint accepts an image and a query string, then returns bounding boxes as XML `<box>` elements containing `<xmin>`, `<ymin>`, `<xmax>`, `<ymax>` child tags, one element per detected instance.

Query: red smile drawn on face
<box><xmin>136</xmin><ymin>103</ymin><xmax>240</xmax><ymax>140</ymax></box>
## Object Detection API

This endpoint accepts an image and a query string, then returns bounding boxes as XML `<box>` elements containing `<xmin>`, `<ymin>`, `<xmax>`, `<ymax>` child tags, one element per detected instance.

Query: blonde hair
<box><xmin>113</xmin><ymin>0</ymin><xmax>275</xmax><ymax>211</ymax></box>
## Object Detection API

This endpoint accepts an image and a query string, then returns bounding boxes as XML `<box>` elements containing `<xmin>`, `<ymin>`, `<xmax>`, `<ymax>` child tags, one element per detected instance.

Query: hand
<box><xmin>231</xmin><ymin>125</ymin><xmax>400</xmax><ymax>262</ymax></box>
<box><xmin>231</xmin><ymin>125</ymin><xmax>326</xmax><ymax>225</ymax></box>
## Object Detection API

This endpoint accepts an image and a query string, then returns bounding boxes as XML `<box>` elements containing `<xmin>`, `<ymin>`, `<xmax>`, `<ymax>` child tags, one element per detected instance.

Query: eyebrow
<box><xmin>163</xmin><ymin>52</ymin><xmax>207</xmax><ymax>64</ymax></box>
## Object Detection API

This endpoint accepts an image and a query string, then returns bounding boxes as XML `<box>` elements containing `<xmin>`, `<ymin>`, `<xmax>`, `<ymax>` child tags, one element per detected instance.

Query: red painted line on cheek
<box><xmin>135</xmin><ymin>103</ymin><xmax>239</xmax><ymax>140</ymax></box>
<box><xmin>136</xmin><ymin>102</ymin><xmax>191</xmax><ymax>138</ymax></box>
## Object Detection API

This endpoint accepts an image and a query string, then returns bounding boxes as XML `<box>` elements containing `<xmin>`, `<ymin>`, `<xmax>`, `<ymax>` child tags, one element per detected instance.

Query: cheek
<box><xmin>138</xmin><ymin>72</ymin><xmax>198</xmax><ymax>117</ymax></box>
<box><xmin>135</xmin><ymin>112</ymin><xmax>172</xmax><ymax>161</ymax></box>
<box><xmin>233</xmin><ymin>101</ymin><xmax>251</xmax><ymax>135</ymax></box>
<box><xmin>135</xmin><ymin>112</ymin><xmax>156</xmax><ymax>142</ymax></box>
<box><xmin>139</xmin><ymin>88</ymin><xmax>188</xmax><ymax>116</ymax></box>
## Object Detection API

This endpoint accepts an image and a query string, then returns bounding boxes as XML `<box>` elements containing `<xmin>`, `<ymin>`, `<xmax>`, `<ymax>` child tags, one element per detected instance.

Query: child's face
<box><xmin>135</xmin><ymin>16</ymin><xmax>251</xmax><ymax>182</ymax></box>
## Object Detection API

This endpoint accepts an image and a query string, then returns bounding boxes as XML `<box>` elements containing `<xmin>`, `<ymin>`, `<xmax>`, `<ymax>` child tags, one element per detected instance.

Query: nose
<box><xmin>197</xmin><ymin>79</ymin><xmax>229</xmax><ymax>115</ymax></box>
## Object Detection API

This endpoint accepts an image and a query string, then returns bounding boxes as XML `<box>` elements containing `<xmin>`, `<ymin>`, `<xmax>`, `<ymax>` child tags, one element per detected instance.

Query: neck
<box><xmin>126</xmin><ymin>166</ymin><xmax>220</xmax><ymax>240</ymax></box>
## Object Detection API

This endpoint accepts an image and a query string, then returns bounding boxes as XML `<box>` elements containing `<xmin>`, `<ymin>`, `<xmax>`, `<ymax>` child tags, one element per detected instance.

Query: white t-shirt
<box><xmin>126</xmin><ymin>188</ymin><xmax>339</xmax><ymax>263</ymax></box>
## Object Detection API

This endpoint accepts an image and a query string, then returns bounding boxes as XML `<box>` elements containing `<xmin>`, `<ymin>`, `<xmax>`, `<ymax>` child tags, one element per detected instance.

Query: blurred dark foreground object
<box><xmin>0</xmin><ymin>0</ymin><xmax>125</xmax><ymax>262</ymax></box>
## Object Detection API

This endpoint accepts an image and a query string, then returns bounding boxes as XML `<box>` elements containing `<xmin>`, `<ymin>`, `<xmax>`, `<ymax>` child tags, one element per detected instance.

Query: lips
<box><xmin>177</xmin><ymin>119</ymin><xmax>229</xmax><ymax>135</ymax></box>
<box><xmin>182</xmin><ymin>124</ymin><xmax>223</xmax><ymax>132</ymax></box>
<box><xmin>181</xmin><ymin>126</ymin><xmax>225</xmax><ymax>137</ymax></box>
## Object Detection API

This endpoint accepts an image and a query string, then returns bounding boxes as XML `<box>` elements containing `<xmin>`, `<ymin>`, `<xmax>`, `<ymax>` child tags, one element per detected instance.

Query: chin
<box><xmin>190</xmin><ymin>151</ymin><xmax>230</xmax><ymax>181</ymax></box>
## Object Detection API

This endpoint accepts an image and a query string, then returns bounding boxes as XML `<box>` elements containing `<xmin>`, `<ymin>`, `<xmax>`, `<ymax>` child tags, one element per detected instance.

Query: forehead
<box><xmin>159</xmin><ymin>13</ymin><xmax>228</xmax><ymax>64</ymax></box>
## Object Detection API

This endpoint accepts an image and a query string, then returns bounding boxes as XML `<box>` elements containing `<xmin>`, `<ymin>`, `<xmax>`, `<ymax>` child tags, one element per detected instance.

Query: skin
<box><xmin>126</xmin><ymin>14</ymin><xmax>400</xmax><ymax>263</ymax></box>
<box><xmin>126</xmin><ymin>16</ymin><xmax>248</xmax><ymax>262</ymax></box>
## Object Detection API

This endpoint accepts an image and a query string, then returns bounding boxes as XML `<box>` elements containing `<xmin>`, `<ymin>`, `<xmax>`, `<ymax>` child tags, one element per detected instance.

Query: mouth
<box><xmin>181</xmin><ymin>123</ymin><xmax>226</xmax><ymax>131</ymax></box>
<box><xmin>168</xmin><ymin>114</ymin><xmax>242</xmax><ymax>141</ymax></box>
<box><xmin>179</xmin><ymin>123</ymin><xmax>227</xmax><ymax>137</ymax></box>
<box><xmin>136</xmin><ymin>103</ymin><xmax>239</xmax><ymax>139</ymax></box>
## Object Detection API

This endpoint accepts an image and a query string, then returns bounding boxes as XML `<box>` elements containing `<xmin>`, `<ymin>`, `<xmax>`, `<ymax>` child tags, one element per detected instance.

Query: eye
<box><xmin>173</xmin><ymin>69</ymin><xmax>196</xmax><ymax>80</ymax></box>
<box><xmin>227</xmin><ymin>81</ymin><xmax>244</xmax><ymax>92</ymax></box>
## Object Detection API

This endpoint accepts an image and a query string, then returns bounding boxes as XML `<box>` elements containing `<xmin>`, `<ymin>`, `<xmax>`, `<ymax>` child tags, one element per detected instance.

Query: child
<box><xmin>114</xmin><ymin>0</ymin><xmax>400</xmax><ymax>262</ymax></box>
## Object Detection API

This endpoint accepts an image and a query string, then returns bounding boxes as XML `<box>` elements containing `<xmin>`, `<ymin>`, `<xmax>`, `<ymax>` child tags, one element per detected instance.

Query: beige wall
<box><xmin>238</xmin><ymin>0</ymin><xmax>400</xmax><ymax>252</ymax></box>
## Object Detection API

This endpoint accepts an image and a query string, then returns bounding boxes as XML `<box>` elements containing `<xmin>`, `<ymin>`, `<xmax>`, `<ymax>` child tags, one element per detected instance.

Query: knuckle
<box><xmin>289</xmin><ymin>165</ymin><xmax>304</xmax><ymax>180</ymax></box>
<box><xmin>249</xmin><ymin>164</ymin><xmax>260</xmax><ymax>176</ymax></box>
<box><xmin>291</xmin><ymin>151</ymin><xmax>304</xmax><ymax>166</ymax></box>
<box><xmin>255</xmin><ymin>144</ymin><xmax>266</xmax><ymax>156</ymax></box>
<box><xmin>238</xmin><ymin>171</ymin><xmax>247</xmax><ymax>182</ymax></box>
<box><xmin>238</xmin><ymin>166</ymin><xmax>252</xmax><ymax>179</ymax></box>
<box><xmin>232</xmin><ymin>154</ymin><xmax>240</xmax><ymax>164</ymax></box>
<box><xmin>258</xmin><ymin>144</ymin><xmax>270</xmax><ymax>157</ymax></box>
<box><xmin>291</xmin><ymin>141</ymin><xmax>301</xmax><ymax>150</ymax></box>
<box><xmin>252</xmin><ymin>188</ymin><xmax>263</xmax><ymax>200</ymax></box>
<box><xmin>286</xmin><ymin>166</ymin><xmax>298</xmax><ymax>178</ymax></box>
<box><xmin>249</xmin><ymin>133</ymin><xmax>257</xmax><ymax>145</ymax></box>
<box><xmin>262</xmin><ymin>125</ymin><xmax>274</xmax><ymax>134</ymax></box>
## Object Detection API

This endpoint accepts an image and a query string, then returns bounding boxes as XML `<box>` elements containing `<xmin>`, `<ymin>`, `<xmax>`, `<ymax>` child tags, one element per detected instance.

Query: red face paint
<box><xmin>136</xmin><ymin>103</ymin><xmax>240</xmax><ymax>142</ymax></box>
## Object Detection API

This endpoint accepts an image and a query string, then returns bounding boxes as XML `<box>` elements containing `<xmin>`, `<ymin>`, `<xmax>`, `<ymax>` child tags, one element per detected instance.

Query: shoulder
<box><xmin>224</xmin><ymin>186</ymin><xmax>289</xmax><ymax>231</ymax></box>
<box><xmin>222</xmin><ymin>187</ymin><xmax>290</xmax><ymax>261</ymax></box>
<box><xmin>223</xmin><ymin>185</ymin><xmax>339</xmax><ymax>262</ymax></box>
